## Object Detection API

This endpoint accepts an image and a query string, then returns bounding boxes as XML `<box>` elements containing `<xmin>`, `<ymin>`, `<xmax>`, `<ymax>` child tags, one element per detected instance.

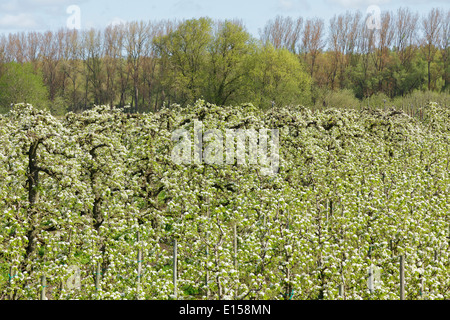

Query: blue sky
<box><xmin>0</xmin><ymin>0</ymin><xmax>448</xmax><ymax>37</ymax></box>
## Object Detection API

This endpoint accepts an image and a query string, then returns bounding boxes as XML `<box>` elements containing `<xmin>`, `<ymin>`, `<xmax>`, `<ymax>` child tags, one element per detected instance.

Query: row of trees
<box><xmin>261</xmin><ymin>7</ymin><xmax>449</xmax><ymax>99</ymax></box>
<box><xmin>2</xmin><ymin>101</ymin><xmax>450</xmax><ymax>300</ymax></box>
<box><xmin>0</xmin><ymin>7</ymin><xmax>448</xmax><ymax>114</ymax></box>
<box><xmin>0</xmin><ymin>18</ymin><xmax>310</xmax><ymax>114</ymax></box>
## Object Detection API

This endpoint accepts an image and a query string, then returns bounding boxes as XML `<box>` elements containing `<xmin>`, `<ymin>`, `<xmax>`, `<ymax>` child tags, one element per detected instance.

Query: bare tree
<box><xmin>356</xmin><ymin>14</ymin><xmax>378</xmax><ymax>98</ymax></box>
<box><xmin>125</xmin><ymin>21</ymin><xmax>150</xmax><ymax>112</ymax></box>
<box><xmin>371</xmin><ymin>11</ymin><xmax>395</xmax><ymax>93</ymax></box>
<box><xmin>140</xmin><ymin>21</ymin><xmax>161</xmax><ymax>112</ymax></box>
<box><xmin>328</xmin><ymin>11</ymin><xmax>361</xmax><ymax>89</ymax></box>
<box><xmin>342</xmin><ymin>11</ymin><xmax>362</xmax><ymax>86</ymax></box>
<box><xmin>2</xmin><ymin>35</ymin><xmax>13</xmax><ymax>63</ymax></box>
<box><xmin>0</xmin><ymin>35</ymin><xmax>6</xmax><ymax>77</ymax></box>
<box><xmin>17</xmin><ymin>32</ymin><xmax>27</xmax><ymax>64</ymax></box>
<box><xmin>260</xmin><ymin>15</ymin><xmax>303</xmax><ymax>54</ymax></box>
<box><xmin>60</xmin><ymin>29</ymin><xmax>82</xmax><ymax>111</ymax></box>
<box><xmin>40</xmin><ymin>31</ymin><xmax>64</xmax><ymax>102</ymax></box>
<box><xmin>104</xmin><ymin>24</ymin><xmax>124</xmax><ymax>108</ymax></box>
<box><xmin>301</xmin><ymin>18</ymin><xmax>325</xmax><ymax>77</ymax></box>
<box><xmin>421</xmin><ymin>8</ymin><xmax>443</xmax><ymax>90</ymax></box>
<box><xmin>5</xmin><ymin>33</ymin><xmax>26</xmax><ymax>64</ymax></box>
<box><xmin>81</xmin><ymin>28</ymin><xmax>105</xmax><ymax>107</ymax></box>
<box><xmin>393</xmin><ymin>7</ymin><xmax>419</xmax><ymax>67</ymax></box>
<box><xmin>26</xmin><ymin>32</ymin><xmax>41</xmax><ymax>72</ymax></box>
<box><xmin>111</xmin><ymin>24</ymin><xmax>131</xmax><ymax>108</ymax></box>
<box><xmin>440</xmin><ymin>9</ymin><xmax>450</xmax><ymax>90</ymax></box>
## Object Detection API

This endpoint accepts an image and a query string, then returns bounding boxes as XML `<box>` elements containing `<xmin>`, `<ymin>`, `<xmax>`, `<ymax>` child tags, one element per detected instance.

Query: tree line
<box><xmin>0</xmin><ymin>7</ymin><xmax>448</xmax><ymax>114</ymax></box>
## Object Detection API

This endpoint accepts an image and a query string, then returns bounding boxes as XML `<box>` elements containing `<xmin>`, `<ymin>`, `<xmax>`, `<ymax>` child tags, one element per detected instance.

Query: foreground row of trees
<box><xmin>0</xmin><ymin>7</ymin><xmax>448</xmax><ymax>114</ymax></box>
<box><xmin>1</xmin><ymin>101</ymin><xmax>450</xmax><ymax>299</ymax></box>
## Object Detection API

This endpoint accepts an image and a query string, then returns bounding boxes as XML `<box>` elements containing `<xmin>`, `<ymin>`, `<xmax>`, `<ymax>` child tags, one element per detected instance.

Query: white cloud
<box><xmin>404</xmin><ymin>0</ymin><xmax>450</xmax><ymax>3</ymax></box>
<box><xmin>277</xmin><ymin>0</ymin><xmax>311</xmax><ymax>11</ymax></box>
<box><xmin>327</xmin><ymin>0</ymin><xmax>391</xmax><ymax>8</ymax></box>
<box><xmin>0</xmin><ymin>13</ymin><xmax>38</xmax><ymax>29</ymax></box>
<box><xmin>328</xmin><ymin>0</ymin><xmax>449</xmax><ymax>9</ymax></box>
<box><xmin>173</xmin><ymin>0</ymin><xmax>202</xmax><ymax>13</ymax></box>
<box><xmin>29</xmin><ymin>0</ymin><xmax>73</xmax><ymax>4</ymax></box>
<box><xmin>108</xmin><ymin>17</ymin><xmax>126</xmax><ymax>27</ymax></box>
<box><xmin>279</xmin><ymin>0</ymin><xmax>295</xmax><ymax>9</ymax></box>
<box><xmin>0</xmin><ymin>0</ymin><xmax>87</xmax><ymax>18</ymax></box>
<box><xmin>0</xmin><ymin>0</ymin><xmax>21</xmax><ymax>12</ymax></box>
<box><xmin>0</xmin><ymin>0</ymin><xmax>87</xmax><ymax>31</ymax></box>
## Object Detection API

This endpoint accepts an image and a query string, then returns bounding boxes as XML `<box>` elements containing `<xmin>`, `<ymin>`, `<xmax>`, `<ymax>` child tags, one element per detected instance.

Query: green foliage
<box><xmin>249</xmin><ymin>45</ymin><xmax>311</xmax><ymax>109</ymax></box>
<box><xmin>0</xmin><ymin>10</ymin><xmax>448</xmax><ymax>113</ymax></box>
<box><xmin>391</xmin><ymin>54</ymin><xmax>428</xmax><ymax>97</ymax></box>
<box><xmin>362</xmin><ymin>92</ymin><xmax>391</xmax><ymax>109</ymax></box>
<box><xmin>154</xmin><ymin>18</ymin><xmax>214</xmax><ymax>104</ymax></box>
<box><xmin>1</xmin><ymin>101</ymin><xmax>450</xmax><ymax>300</ymax></box>
<box><xmin>0</xmin><ymin>62</ymin><xmax>49</xmax><ymax>113</ymax></box>
<box><xmin>392</xmin><ymin>90</ymin><xmax>450</xmax><ymax>110</ymax></box>
<box><xmin>204</xmin><ymin>20</ymin><xmax>256</xmax><ymax>106</ymax></box>
<box><xmin>47</xmin><ymin>96</ymin><xmax>70</xmax><ymax>117</ymax></box>
<box><xmin>315</xmin><ymin>89</ymin><xmax>360</xmax><ymax>109</ymax></box>
<box><xmin>154</xmin><ymin>19</ymin><xmax>311</xmax><ymax>109</ymax></box>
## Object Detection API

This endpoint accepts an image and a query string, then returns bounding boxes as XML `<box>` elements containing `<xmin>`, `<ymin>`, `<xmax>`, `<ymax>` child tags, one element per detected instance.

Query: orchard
<box><xmin>0</xmin><ymin>100</ymin><xmax>449</xmax><ymax>300</ymax></box>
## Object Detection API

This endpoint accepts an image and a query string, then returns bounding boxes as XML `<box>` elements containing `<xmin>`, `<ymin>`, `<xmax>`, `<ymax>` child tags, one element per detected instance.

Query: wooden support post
<box><xmin>136</xmin><ymin>231</ymin><xmax>142</xmax><ymax>300</ymax></box>
<box><xmin>95</xmin><ymin>262</ymin><xmax>101</xmax><ymax>296</ymax></box>
<box><xmin>40</xmin><ymin>275</ymin><xmax>46</xmax><ymax>300</ymax></box>
<box><xmin>206</xmin><ymin>245</ymin><xmax>210</xmax><ymax>300</ymax></box>
<box><xmin>338</xmin><ymin>284</ymin><xmax>344</xmax><ymax>299</ymax></box>
<box><xmin>420</xmin><ymin>277</ymin><xmax>424</xmax><ymax>299</ymax></box>
<box><xmin>400</xmin><ymin>255</ymin><xmax>405</xmax><ymax>300</ymax></box>
<box><xmin>390</xmin><ymin>240</ymin><xmax>393</xmax><ymax>258</ymax></box>
<box><xmin>368</xmin><ymin>265</ymin><xmax>374</xmax><ymax>294</ymax></box>
<box><xmin>206</xmin><ymin>196</ymin><xmax>210</xmax><ymax>300</ymax></box>
<box><xmin>9</xmin><ymin>266</ymin><xmax>15</xmax><ymax>300</ymax></box>
<box><xmin>173</xmin><ymin>239</ymin><xmax>177</xmax><ymax>300</ymax></box>
<box><xmin>233</xmin><ymin>223</ymin><xmax>237</xmax><ymax>270</ymax></box>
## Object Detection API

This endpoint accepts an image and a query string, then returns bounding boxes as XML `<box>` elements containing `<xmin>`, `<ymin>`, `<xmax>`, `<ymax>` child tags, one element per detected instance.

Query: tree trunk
<box><xmin>428</xmin><ymin>60</ymin><xmax>431</xmax><ymax>90</ymax></box>
<box><xmin>134</xmin><ymin>86</ymin><xmax>139</xmax><ymax>113</ymax></box>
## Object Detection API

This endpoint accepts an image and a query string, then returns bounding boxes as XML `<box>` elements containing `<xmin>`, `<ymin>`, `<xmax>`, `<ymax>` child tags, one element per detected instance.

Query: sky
<box><xmin>0</xmin><ymin>0</ymin><xmax>448</xmax><ymax>37</ymax></box>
